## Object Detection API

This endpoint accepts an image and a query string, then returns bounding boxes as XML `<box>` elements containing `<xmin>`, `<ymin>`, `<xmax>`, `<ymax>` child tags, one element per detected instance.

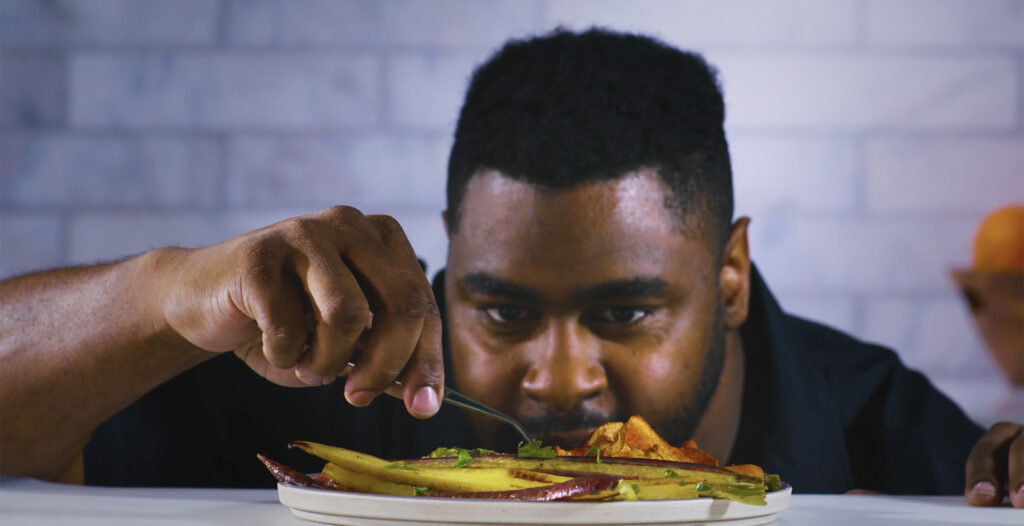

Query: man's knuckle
<box><xmin>391</xmin><ymin>292</ymin><xmax>434</xmax><ymax>320</ymax></box>
<box><xmin>368</xmin><ymin>366</ymin><xmax>404</xmax><ymax>388</ymax></box>
<box><xmin>989</xmin><ymin>421</ymin><xmax>1021</xmax><ymax>433</ymax></box>
<box><xmin>268</xmin><ymin>325</ymin><xmax>305</xmax><ymax>347</ymax></box>
<box><xmin>324</xmin><ymin>205</ymin><xmax>364</xmax><ymax>224</ymax></box>
<box><xmin>280</xmin><ymin>217</ymin><xmax>322</xmax><ymax>243</ymax></box>
<box><xmin>322</xmin><ymin>299</ymin><xmax>370</xmax><ymax>328</ymax></box>
<box><xmin>372</xmin><ymin>214</ymin><xmax>404</xmax><ymax>240</ymax></box>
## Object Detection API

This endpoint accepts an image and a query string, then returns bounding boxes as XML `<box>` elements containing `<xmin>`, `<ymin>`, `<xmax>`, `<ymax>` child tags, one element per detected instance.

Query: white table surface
<box><xmin>1</xmin><ymin>476</ymin><xmax>1020</xmax><ymax>525</ymax></box>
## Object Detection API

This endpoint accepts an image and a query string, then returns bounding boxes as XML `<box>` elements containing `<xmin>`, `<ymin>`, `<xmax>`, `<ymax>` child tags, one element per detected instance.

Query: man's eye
<box><xmin>483</xmin><ymin>306</ymin><xmax>530</xmax><ymax>323</ymax></box>
<box><xmin>600</xmin><ymin>308</ymin><xmax>649</xmax><ymax>324</ymax></box>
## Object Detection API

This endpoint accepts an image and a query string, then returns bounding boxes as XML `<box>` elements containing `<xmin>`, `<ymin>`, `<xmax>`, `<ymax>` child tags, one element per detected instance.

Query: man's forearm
<box><xmin>0</xmin><ymin>250</ymin><xmax>211</xmax><ymax>481</ymax></box>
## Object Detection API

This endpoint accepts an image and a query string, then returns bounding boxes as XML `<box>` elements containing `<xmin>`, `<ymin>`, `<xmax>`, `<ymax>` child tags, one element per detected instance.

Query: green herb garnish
<box><xmin>517</xmin><ymin>439</ymin><xmax>557</xmax><ymax>459</ymax></box>
<box><xmin>455</xmin><ymin>449</ymin><xmax>473</xmax><ymax>468</ymax></box>
<box><xmin>427</xmin><ymin>447</ymin><xmax>461</xmax><ymax>458</ymax></box>
<box><xmin>663</xmin><ymin>469</ymin><xmax>679</xmax><ymax>478</ymax></box>
<box><xmin>586</xmin><ymin>446</ymin><xmax>603</xmax><ymax>463</ymax></box>
<box><xmin>695</xmin><ymin>481</ymin><xmax>710</xmax><ymax>492</ymax></box>
<box><xmin>413</xmin><ymin>486</ymin><xmax>430</xmax><ymax>496</ymax></box>
<box><xmin>427</xmin><ymin>446</ymin><xmax>495</xmax><ymax>466</ymax></box>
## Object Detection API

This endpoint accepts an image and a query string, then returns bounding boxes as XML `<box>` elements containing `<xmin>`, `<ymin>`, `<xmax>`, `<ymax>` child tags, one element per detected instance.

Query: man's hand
<box><xmin>965</xmin><ymin>421</ymin><xmax>1023</xmax><ymax>508</ymax></box>
<box><xmin>157</xmin><ymin>206</ymin><xmax>443</xmax><ymax>418</ymax></box>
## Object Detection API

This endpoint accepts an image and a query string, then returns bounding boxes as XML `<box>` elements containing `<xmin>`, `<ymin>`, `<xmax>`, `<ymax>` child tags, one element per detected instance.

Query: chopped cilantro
<box><xmin>427</xmin><ymin>446</ymin><xmax>495</xmax><ymax>466</ymax></box>
<box><xmin>631</xmin><ymin>483</ymin><xmax>640</xmax><ymax>495</ymax></box>
<box><xmin>413</xmin><ymin>486</ymin><xmax>430</xmax><ymax>496</ymax></box>
<box><xmin>385</xmin><ymin>461</ymin><xmax>415</xmax><ymax>471</ymax></box>
<box><xmin>586</xmin><ymin>446</ymin><xmax>602</xmax><ymax>463</ymax></box>
<box><xmin>695</xmin><ymin>481</ymin><xmax>710</xmax><ymax>492</ymax></box>
<box><xmin>427</xmin><ymin>446</ymin><xmax>495</xmax><ymax>459</ymax></box>
<box><xmin>517</xmin><ymin>440</ymin><xmax>557</xmax><ymax>459</ymax></box>
<box><xmin>663</xmin><ymin>469</ymin><xmax>679</xmax><ymax>478</ymax></box>
<box><xmin>455</xmin><ymin>449</ymin><xmax>473</xmax><ymax>468</ymax></box>
<box><xmin>427</xmin><ymin>447</ymin><xmax>461</xmax><ymax>458</ymax></box>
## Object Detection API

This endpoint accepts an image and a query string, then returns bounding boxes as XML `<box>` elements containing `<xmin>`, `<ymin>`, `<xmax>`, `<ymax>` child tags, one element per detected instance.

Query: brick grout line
<box><xmin>0</xmin><ymin>202</ymin><xmax>447</xmax><ymax>215</ymax></box>
<box><xmin>852</xmin><ymin>133</ymin><xmax>867</xmax><ymax>218</ymax></box>
<box><xmin>9</xmin><ymin>124</ymin><xmax>1014</xmax><ymax>136</ymax></box>
<box><xmin>0</xmin><ymin>125</ymin><xmax>455</xmax><ymax>136</ymax></box>
<box><xmin>851</xmin><ymin>293</ymin><xmax>866</xmax><ymax>339</ymax></box>
<box><xmin>214</xmin><ymin>0</ymin><xmax>231</xmax><ymax>50</ymax></box>
<box><xmin>378</xmin><ymin>50</ymin><xmax>392</xmax><ymax>130</ymax></box>
<box><xmin>774</xmin><ymin>289</ymin><xmax>966</xmax><ymax>300</ymax></box>
<box><xmin>1018</xmin><ymin>51</ymin><xmax>1024</xmax><ymax>132</ymax></box>
<box><xmin>56</xmin><ymin>209</ymin><xmax>71</xmax><ymax>267</ymax></box>
<box><xmin>0</xmin><ymin>127</ymin><xmax>452</xmax><ymax>139</ymax></box>
<box><xmin>853</xmin><ymin>0</ymin><xmax>868</xmax><ymax>51</ymax></box>
<box><xmin>214</xmin><ymin>132</ymin><xmax>229</xmax><ymax>209</ymax></box>
<box><xmin>8</xmin><ymin>41</ymin><xmax>1024</xmax><ymax>56</ymax></box>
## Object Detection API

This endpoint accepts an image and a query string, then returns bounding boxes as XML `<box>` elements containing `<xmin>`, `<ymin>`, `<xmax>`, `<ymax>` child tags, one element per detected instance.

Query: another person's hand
<box><xmin>965</xmin><ymin>421</ymin><xmax>1023</xmax><ymax>507</ymax></box>
<box><xmin>156</xmin><ymin>206</ymin><xmax>443</xmax><ymax>418</ymax></box>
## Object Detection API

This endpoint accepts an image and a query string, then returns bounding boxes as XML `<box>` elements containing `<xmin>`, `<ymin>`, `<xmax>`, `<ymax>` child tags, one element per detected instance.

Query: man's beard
<box><xmin>649</xmin><ymin>303</ymin><xmax>727</xmax><ymax>445</ymax></box>
<box><xmin>467</xmin><ymin>304</ymin><xmax>728</xmax><ymax>451</ymax></box>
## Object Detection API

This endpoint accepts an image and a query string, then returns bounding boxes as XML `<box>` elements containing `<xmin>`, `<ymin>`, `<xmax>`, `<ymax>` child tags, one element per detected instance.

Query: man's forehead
<box><xmin>456</xmin><ymin>169</ymin><xmax>679</xmax><ymax>233</ymax></box>
<box><xmin>447</xmin><ymin>169</ymin><xmax>716</xmax><ymax>285</ymax></box>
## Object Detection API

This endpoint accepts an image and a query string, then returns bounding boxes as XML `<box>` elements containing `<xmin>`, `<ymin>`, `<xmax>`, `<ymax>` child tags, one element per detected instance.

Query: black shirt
<box><xmin>85</xmin><ymin>266</ymin><xmax>982</xmax><ymax>493</ymax></box>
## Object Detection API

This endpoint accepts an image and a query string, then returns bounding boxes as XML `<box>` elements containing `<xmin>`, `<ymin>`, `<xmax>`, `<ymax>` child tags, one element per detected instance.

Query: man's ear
<box><xmin>719</xmin><ymin>217</ymin><xmax>751</xmax><ymax>331</ymax></box>
<box><xmin>442</xmin><ymin>210</ymin><xmax>451</xmax><ymax>238</ymax></box>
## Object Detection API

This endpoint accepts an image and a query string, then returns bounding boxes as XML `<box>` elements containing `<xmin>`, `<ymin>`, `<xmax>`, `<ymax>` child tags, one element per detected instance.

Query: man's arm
<box><xmin>0</xmin><ymin>255</ymin><xmax>212</xmax><ymax>481</ymax></box>
<box><xmin>0</xmin><ymin>206</ymin><xmax>445</xmax><ymax>482</ymax></box>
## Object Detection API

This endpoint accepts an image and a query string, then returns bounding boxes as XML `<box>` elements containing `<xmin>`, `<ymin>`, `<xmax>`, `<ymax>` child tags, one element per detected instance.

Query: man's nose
<box><xmin>520</xmin><ymin>320</ymin><xmax>607</xmax><ymax>412</ymax></box>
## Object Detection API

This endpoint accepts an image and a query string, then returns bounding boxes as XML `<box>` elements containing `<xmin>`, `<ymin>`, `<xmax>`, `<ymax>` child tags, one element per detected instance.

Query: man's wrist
<box><xmin>132</xmin><ymin>247</ymin><xmax>211</xmax><ymax>367</ymax></box>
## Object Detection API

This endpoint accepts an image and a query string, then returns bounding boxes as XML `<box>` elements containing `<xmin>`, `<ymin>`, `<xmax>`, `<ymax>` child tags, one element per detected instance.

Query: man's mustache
<box><xmin>520</xmin><ymin>408</ymin><xmax>622</xmax><ymax>436</ymax></box>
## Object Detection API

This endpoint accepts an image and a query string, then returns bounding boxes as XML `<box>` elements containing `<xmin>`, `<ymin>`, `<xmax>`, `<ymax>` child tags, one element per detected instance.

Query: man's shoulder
<box><xmin>786</xmin><ymin>313</ymin><xmax>900</xmax><ymax>366</ymax></box>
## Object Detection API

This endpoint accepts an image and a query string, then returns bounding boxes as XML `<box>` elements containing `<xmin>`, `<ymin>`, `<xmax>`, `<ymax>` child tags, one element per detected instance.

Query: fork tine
<box><xmin>442</xmin><ymin>387</ymin><xmax>534</xmax><ymax>444</ymax></box>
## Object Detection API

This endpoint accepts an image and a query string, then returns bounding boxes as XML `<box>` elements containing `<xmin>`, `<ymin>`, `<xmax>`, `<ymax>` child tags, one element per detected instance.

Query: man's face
<box><xmin>444</xmin><ymin>170</ymin><xmax>729</xmax><ymax>451</ymax></box>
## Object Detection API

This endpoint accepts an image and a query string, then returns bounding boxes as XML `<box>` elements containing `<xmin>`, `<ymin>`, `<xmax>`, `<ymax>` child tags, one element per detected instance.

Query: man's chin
<box><xmin>535</xmin><ymin>427</ymin><xmax>598</xmax><ymax>449</ymax></box>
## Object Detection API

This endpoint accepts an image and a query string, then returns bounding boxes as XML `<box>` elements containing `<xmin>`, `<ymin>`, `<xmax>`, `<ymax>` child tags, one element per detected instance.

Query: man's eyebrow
<box><xmin>574</xmin><ymin>277</ymin><xmax>670</xmax><ymax>303</ymax></box>
<box><xmin>460</xmin><ymin>272</ymin><xmax>544</xmax><ymax>302</ymax></box>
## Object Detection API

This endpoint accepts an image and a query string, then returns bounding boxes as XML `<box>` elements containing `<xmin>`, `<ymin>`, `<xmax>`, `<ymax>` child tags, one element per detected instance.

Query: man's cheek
<box><xmin>622</xmin><ymin>355</ymin><xmax>690</xmax><ymax>411</ymax></box>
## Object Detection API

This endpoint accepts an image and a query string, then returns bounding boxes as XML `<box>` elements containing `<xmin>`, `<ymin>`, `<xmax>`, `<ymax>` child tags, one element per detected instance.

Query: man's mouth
<box><xmin>535</xmin><ymin>427</ymin><xmax>598</xmax><ymax>449</ymax></box>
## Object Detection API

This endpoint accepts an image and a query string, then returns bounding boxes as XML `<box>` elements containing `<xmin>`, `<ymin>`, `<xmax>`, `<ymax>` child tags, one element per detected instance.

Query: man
<box><xmin>0</xmin><ymin>29</ymin><xmax>1020</xmax><ymax>506</ymax></box>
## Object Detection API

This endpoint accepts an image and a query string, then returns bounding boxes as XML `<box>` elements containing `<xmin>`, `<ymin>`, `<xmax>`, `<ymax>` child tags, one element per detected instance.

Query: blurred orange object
<box><xmin>952</xmin><ymin>203</ymin><xmax>1024</xmax><ymax>386</ymax></box>
<box><xmin>972</xmin><ymin>205</ymin><xmax>1024</xmax><ymax>272</ymax></box>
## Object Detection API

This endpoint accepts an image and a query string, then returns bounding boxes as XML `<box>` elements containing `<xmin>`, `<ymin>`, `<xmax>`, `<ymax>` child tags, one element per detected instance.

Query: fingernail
<box><xmin>295</xmin><ymin>368</ymin><xmax>327</xmax><ymax>386</ymax></box>
<box><xmin>345</xmin><ymin>390</ymin><xmax>375</xmax><ymax>407</ymax></box>
<box><xmin>410</xmin><ymin>386</ymin><xmax>440</xmax><ymax>417</ymax></box>
<box><xmin>971</xmin><ymin>481</ymin><xmax>996</xmax><ymax>497</ymax></box>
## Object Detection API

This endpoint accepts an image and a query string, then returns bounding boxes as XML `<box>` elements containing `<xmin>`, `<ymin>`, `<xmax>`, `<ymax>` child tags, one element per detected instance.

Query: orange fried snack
<box><xmin>553</xmin><ymin>415</ymin><xmax>762</xmax><ymax>475</ymax></box>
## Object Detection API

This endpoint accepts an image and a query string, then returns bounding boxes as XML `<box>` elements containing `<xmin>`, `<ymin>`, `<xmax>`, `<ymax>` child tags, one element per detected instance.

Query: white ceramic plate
<box><xmin>277</xmin><ymin>482</ymin><xmax>791</xmax><ymax>525</ymax></box>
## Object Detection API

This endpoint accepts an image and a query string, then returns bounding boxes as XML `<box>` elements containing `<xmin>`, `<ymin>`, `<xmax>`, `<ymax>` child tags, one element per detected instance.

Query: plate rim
<box><xmin>277</xmin><ymin>480</ymin><xmax>792</xmax><ymax>525</ymax></box>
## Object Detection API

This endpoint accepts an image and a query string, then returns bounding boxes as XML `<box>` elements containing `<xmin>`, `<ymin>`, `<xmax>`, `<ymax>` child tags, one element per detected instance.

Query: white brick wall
<box><xmin>2</xmin><ymin>0</ymin><xmax>1022</xmax><ymax>422</ymax></box>
<box><xmin>545</xmin><ymin>0</ymin><xmax>861</xmax><ymax>48</ymax></box>
<box><xmin>71</xmin><ymin>53</ymin><xmax>380</xmax><ymax>129</ymax></box>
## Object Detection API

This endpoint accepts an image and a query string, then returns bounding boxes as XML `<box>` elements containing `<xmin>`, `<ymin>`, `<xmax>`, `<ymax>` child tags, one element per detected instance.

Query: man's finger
<box><xmin>293</xmin><ymin>251</ymin><xmax>369</xmax><ymax>385</ymax></box>
<box><xmin>965</xmin><ymin>421</ymin><xmax>1022</xmax><ymax>506</ymax></box>
<box><xmin>1009</xmin><ymin>431</ymin><xmax>1024</xmax><ymax>508</ymax></box>
<box><xmin>398</xmin><ymin>312</ymin><xmax>444</xmax><ymax>418</ymax></box>
<box><xmin>240</xmin><ymin>252</ymin><xmax>308</xmax><ymax>371</ymax></box>
<box><xmin>337</xmin><ymin>214</ymin><xmax>438</xmax><ymax>404</ymax></box>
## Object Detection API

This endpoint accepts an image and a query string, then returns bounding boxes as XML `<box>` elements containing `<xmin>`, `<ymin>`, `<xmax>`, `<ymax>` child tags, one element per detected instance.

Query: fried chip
<box><xmin>553</xmin><ymin>415</ymin><xmax>758</xmax><ymax>473</ymax></box>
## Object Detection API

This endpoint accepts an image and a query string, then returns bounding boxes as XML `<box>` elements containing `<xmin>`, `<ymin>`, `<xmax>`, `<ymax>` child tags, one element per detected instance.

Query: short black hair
<box><xmin>447</xmin><ymin>28</ymin><xmax>734</xmax><ymax>249</ymax></box>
